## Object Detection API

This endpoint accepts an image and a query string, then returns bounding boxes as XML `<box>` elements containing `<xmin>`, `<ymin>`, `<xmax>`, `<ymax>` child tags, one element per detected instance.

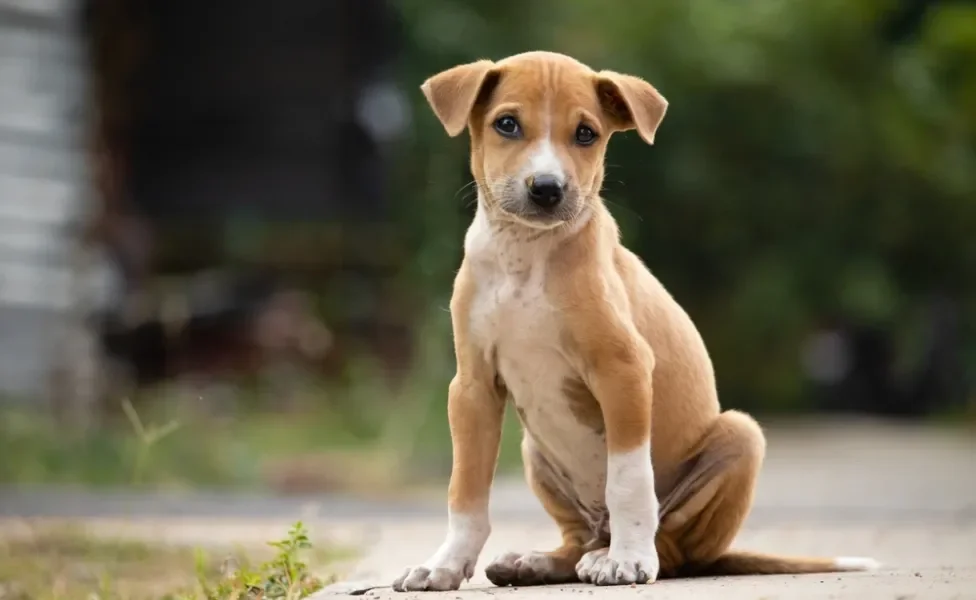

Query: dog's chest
<box><xmin>465</xmin><ymin>238</ymin><xmax>608</xmax><ymax>525</ymax></box>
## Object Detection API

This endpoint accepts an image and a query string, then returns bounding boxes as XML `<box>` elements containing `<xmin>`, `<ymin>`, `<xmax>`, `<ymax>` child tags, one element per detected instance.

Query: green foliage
<box><xmin>390</xmin><ymin>0</ymin><xmax>976</xmax><ymax>412</ymax></box>
<box><xmin>191</xmin><ymin>522</ymin><xmax>328</xmax><ymax>600</ymax></box>
<box><xmin>0</xmin><ymin>328</ymin><xmax>504</xmax><ymax>489</ymax></box>
<box><xmin>0</xmin><ymin>522</ymin><xmax>342</xmax><ymax>600</ymax></box>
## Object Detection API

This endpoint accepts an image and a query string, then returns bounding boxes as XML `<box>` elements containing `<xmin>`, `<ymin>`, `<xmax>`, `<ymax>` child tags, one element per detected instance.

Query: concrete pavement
<box><xmin>314</xmin><ymin>521</ymin><xmax>976</xmax><ymax>599</ymax></box>
<box><xmin>2</xmin><ymin>418</ymin><xmax>974</xmax><ymax>598</ymax></box>
<box><xmin>312</xmin><ymin>418</ymin><xmax>976</xmax><ymax>599</ymax></box>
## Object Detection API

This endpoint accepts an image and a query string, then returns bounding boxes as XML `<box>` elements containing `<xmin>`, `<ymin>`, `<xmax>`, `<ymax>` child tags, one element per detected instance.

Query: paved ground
<box><xmin>2</xmin><ymin>418</ymin><xmax>975</xmax><ymax>599</ymax></box>
<box><xmin>304</xmin><ymin>419</ymin><xmax>976</xmax><ymax>599</ymax></box>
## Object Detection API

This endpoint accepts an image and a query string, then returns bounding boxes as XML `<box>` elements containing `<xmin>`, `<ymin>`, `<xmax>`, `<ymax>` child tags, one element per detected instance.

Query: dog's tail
<box><xmin>686</xmin><ymin>550</ymin><xmax>881</xmax><ymax>577</ymax></box>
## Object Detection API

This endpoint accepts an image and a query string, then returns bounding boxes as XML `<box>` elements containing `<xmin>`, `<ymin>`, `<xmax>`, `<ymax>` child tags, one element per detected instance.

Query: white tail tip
<box><xmin>833</xmin><ymin>556</ymin><xmax>882</xmax><ymax>571</ymax></box>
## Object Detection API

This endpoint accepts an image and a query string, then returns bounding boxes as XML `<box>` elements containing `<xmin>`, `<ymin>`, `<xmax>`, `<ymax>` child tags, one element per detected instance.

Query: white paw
<box><xmin>392</xmin><ymin>562</ymin><xmax>472</xmax><ymax>592</ymax></box>
<box><xmin>576</xmin><ymin>546</ymin><xmax>659</xmax><ymax>586</ymax></box>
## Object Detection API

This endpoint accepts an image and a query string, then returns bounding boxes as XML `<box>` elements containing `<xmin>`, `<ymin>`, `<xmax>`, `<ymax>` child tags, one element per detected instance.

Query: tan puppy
<box><xmin>393</xmin><ymin>51</ymin><xmax>880</xmax><ymax>592</ymax></box>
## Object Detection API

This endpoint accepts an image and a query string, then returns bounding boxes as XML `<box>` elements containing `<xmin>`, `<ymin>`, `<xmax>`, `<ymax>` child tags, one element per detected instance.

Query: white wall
<box><xmin>0</xmin><ymin>0</ymin><xmax>94</xmax><ymax>400</ymax></box>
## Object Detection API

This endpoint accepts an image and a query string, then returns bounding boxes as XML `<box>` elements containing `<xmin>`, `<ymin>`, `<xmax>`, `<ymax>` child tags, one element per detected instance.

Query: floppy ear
<box><xmin>420</xmin><ymin>60</ymin><xmax>498</xmax><ymax>137</ymax></box>
<box><xmin>595</xmin><ymin>71</ymin><xmax>668</xmax><ymax>144</ymax></box>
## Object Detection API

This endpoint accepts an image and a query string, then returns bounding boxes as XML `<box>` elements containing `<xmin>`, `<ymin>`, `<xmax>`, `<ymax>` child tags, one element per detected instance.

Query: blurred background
<box><xmin>0</xmin><ymin>0</ymin><xmax>974</xmax><ymax>495</ymax></box>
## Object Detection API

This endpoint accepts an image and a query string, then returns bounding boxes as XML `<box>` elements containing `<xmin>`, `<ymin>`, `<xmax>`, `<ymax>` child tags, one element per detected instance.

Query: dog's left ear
<box><xmin>421</xmin><ymin>60</ymin><xmax>498</xmax><ymax>137</ymax></box>
<box><xmin>595</xmin><ymin>71</ymin><xmax>668</xmax><ymax>145</ymax></box>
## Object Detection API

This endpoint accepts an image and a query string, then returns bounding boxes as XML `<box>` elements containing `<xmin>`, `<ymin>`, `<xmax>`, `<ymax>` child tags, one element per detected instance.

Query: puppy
<box><xmin>393</xmin><ymin>51</ymin><xmax>880</xmax><ymax>592</ymax></box>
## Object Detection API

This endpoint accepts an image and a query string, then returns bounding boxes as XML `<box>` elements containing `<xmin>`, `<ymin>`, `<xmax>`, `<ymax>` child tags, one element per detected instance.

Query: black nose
<box><xmin>527</xmin><ymin>175</ymin><xmax>564</xmax><ymax>208</ymax></box>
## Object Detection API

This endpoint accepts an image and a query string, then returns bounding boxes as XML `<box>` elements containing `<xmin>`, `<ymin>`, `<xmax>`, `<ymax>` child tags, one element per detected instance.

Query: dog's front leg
<box><xmin>575</xmin><ymin>335</ymin><xmax>660</xmax><ymax>586</ymax></box>
<box><xmin>392</xmin><ymin>373</ymin><xmax>505</xmax><ymax>592</ymax></box>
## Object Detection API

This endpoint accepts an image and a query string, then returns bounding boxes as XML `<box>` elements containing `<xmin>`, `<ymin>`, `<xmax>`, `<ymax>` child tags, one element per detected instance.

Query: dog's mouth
<box><xmin>487</xmin><ymin>179</ymin><xmax>583</xmax><ymax>229</ymax></box>
<box><xmin>498</xmin><ymin>201</ymin><xmax>580</xmax><ymax>229</ymax></box>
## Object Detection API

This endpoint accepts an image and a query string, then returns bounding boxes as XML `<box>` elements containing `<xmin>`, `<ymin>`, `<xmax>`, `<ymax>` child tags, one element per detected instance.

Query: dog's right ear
<box><xmin>595</xmin><ymin>71</ymin><xmax>668</xmax><ymax>145</ymax></box>
<box><xmin>420</xmin><ymin>60</ymin><xmax>498</xmax><ymax>137</ymax></box>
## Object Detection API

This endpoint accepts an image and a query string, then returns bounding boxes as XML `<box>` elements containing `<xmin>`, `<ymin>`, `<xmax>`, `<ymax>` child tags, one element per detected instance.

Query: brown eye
<box><xmin>494</xmin><ymin>115</ymin><xmax>522</xmax><ymax>138</ymax></box>
<box><xmin>575</xmin><ymin>124</ymin><xmax>597</xmax><ymax>146</ymax></box>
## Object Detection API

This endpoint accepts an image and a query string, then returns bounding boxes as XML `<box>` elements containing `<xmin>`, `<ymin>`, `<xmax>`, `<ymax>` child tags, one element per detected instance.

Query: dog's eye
<box><xmin>494</xmin><ymin>116</ymin><xmax>521</xmax><ymax>138</ymax></box>
<box><xmin>575</xmin><ymin>124</ymin><xmax>598</xmax><ymax>146</ymax></box>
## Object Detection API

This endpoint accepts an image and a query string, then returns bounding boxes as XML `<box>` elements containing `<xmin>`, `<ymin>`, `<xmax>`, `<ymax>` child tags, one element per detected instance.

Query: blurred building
<box><xmin>0</xmin><ymin>0</ymin><xmax>411</xmax><ymax>412</ymax></box>
<box><xmin>0</xmin><ymin>0</ymin><xmax>90</xmax><ymax>401</ymax></box>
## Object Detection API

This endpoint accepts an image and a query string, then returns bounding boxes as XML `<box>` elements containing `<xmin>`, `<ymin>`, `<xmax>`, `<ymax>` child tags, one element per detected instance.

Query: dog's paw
<box><xmin>484</xmin><ymin>552</ymin><xmax>522</xmax><ymax>586</ymax></box>
<box><xmin>392</xmin><ymin>563</ymin><xmax>471</xmax><ymax>593</ymax></box>
<box><xmin>576</xmin><ymin>546</ymin><xmax>659</xmax><ymax>586</ymax></box>
<box><xmin>485</xmin><ymin>551</ymin><xmax>579</xmax><ymax>587</ymax></box>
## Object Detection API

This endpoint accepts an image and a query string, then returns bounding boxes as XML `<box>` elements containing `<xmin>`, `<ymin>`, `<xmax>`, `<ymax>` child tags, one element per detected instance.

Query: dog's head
<box><xmin>421</xmin><ymin>51</ymin><xmax>667</xmax><ymax>229</ymax></box>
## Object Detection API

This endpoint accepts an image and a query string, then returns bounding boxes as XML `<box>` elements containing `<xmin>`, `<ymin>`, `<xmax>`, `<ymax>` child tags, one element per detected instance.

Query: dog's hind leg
<box><xmin>655</xmin><ymin>410</ymin><xmax>878</xmax><ymax>577</ymax></box>
<box><xmin>485</xmin><ymin>436</ymin><xmax>598</xmax><ymax>586</ymax></box>
<box><xmin>653</xmin><ymin>409</ymin><xmax>766</xmax><ymax>578</ymax></box>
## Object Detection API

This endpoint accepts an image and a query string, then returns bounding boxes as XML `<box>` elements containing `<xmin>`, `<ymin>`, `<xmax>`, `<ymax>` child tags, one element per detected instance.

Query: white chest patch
<box><xmin>463</xmin><ymin>208</ymin><xmax>608</xmax><ymax>534</ymax></box>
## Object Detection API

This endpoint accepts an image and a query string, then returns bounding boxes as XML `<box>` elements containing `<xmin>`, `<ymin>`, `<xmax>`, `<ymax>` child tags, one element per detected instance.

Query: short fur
<box><xmin>392</xmin><ymin>51</ymin><xmax>879</xmax><ymax>592</ymax></box>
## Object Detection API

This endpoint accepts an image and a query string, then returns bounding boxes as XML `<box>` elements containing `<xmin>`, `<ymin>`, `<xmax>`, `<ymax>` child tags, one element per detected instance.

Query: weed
<box><xmin>0</xmin><ymin>521</ymin><xmax>345</xmax><ymax>600</ymax></box>
<box><xmin>121</xmin><ymin>398</ymin><xmax>181</xmax><ymax>485</ymax></box>
<box><xmin>188</xmin><ymin>521</ymin><xmax>332</xmax><ymax>600</ymax></box>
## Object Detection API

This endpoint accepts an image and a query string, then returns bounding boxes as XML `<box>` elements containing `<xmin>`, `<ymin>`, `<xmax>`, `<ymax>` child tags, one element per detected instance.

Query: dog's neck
<box><xmin>464</xmin><ymin>195</ymin><xmax>608</xmax><ymax>275</ymax></box>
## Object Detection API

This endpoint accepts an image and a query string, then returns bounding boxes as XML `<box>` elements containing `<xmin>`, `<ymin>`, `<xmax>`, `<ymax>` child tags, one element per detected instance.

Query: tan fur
<box><xmin>396</xmin><ymin>51</ymin><xmax>877</xmax><ymax>592</ymax></box>
<box><xmin>444</xmin><ymin>265</ymin><xmax>508</xmax><ymax>515</ymax></box>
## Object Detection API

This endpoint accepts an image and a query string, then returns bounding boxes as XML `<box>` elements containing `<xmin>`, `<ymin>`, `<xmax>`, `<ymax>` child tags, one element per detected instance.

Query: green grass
<box><xmin>0</xmin><ymin>391</ymin><xmax>526</xmax><ymax>493</ymax></box>
<box><xmin>0</xmin><ymin>521</ymin><xmax>351</xmax><ymax>600</ymax></box>
<box><xmin>0</xmin><ymin>315</ymin><xmax>526</xmax><ymax>491</ymax></box>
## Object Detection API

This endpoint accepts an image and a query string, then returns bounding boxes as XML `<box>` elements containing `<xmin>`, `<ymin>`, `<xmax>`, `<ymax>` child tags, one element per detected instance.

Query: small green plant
<box><xmin>121</xmin><ymin>397</ymin><xmax>181</xmax><ymax>485</ymax></box>
<box><xmin>193</xmin><ymin>522</ymin><xmax>330</xmax><ymax>600</ymax></box>
<box><xmin>0</xmin><ymin>521</ymin><xmax>343</xmax><ymax>600</ymax></box>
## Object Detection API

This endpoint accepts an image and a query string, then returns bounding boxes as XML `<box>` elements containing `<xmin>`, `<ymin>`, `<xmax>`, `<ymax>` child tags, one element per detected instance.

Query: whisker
<box><xmin>603</xmin><ymin>197</ymin><xmax>642</xmax><ymax>222</ymax></box>
<box><xmin>453</xmin><ymin>180</ymin><xmax>478</xmax><ymax>200</ymax></box>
